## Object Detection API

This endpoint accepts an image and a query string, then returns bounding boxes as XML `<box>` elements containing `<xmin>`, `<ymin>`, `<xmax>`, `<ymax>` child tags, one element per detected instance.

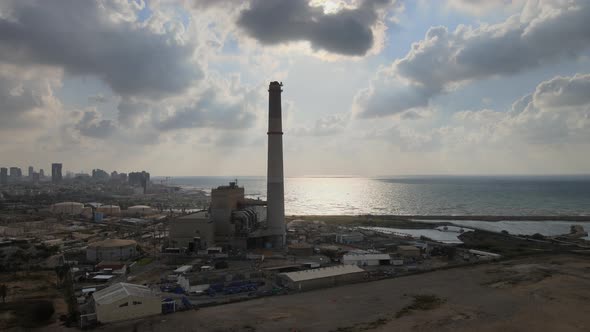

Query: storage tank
<box><xmin>96</xmin><ymin>205</ymin><xmax>121</xmax><ymax>216</ymax></box>
<box><xmin>51</xmin><ymin>202</ymin><xmax>84</xmax><ymax>215</ymax></box>
<box><xmin>127</xmin><ymin>205</ymin><xmax>154</xmax><ymax>216</ymax></box>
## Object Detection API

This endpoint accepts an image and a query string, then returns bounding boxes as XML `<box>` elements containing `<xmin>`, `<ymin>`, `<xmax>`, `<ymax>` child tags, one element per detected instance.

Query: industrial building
<box><xmin>86</xmin><ymin>239</ymin><xmax>138</xmax><ymax>262</ymax></box>
<box><xmin>92</xmin><ymin>282</ymin><xmax>161</xmax><ymax>323</ymax></box>
<box><xmin>288</xmin><ymin>243</ymin><xmax>314</xmax><ymax>256</ymax></box>
<box><xmin>169</xmin><ymin>211</ymin><xmax>214</xmax><ymax>250</ymax></box>
<box><xmin>336</xmin><ymin>232</ymin><xmax>364</xmax><ymax>244</ymax></box>
<box><xmin>397</xmin><ymin>245</ymin><xmax>421</xmax><ymax>258</ymax></box>
<box><xmin>342</xmin><ymin>253</ymin><xmax>392</xmax><ymax>266</ymax></box>
<box><xmin>278</xmin><ymin>265</ymin><xmax>366</xmax><ymax>291</ymax></box>
<box><xmin>165</xmin><ymin>81</ymin><xmax>287</xmax><ymax>251</ymax></box>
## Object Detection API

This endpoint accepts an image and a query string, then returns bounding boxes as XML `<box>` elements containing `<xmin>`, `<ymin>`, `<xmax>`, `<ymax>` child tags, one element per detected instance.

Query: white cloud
<box><xmin>354</xmin><ymin>0</ymin><xmax>590</xmax><ymax>118</ymax></box>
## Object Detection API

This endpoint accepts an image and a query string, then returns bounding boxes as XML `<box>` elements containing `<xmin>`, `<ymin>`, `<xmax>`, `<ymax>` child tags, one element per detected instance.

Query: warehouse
<box><xmin>86</xmin><ymin>239</ymin><xmax>138</xmax><ymax>262</ymax></box>
<box><xmin>342</xmin><ymin>253</ymin><xmax>392</xmax><ymax>266</ymax></box>
<box><xmin>279</xmin><ymin>265</ymin><xmax>366</xmax><ymax>291</ymax></box>
<box><xmin>92</xmin><ymin>283</ymin><xmax>161</xmax><ymax>323</ymax></box>
<box><xmin>397</xmin><ymin>245</ymin><xmax>421</xmax><ymax>258</ymax></box>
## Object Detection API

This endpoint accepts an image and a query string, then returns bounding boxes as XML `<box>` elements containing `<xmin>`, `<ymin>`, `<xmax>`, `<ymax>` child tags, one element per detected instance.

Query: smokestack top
<box><xmin>269</xmin><ymin>81</ymin><xmax>283</xmax><ymax>91</ymax></box>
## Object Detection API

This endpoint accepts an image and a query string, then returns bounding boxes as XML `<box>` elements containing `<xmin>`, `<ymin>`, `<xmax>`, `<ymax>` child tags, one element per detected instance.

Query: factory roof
<box><xmin>52</xmin><ymin>201</ymin><xmax>84</xmax><ymax>206</ymax></box>
<box><xmin>177</xmin><ymin>211</ymin><xmax>210</xmax><ymax>220</ymax></box>
<box><xmin>93</xmin><ymin>282</ymin><xmax>157</xmax><ymax>305</ymax></box>
<box><xmin>342</xmin><ymin>253</ymin><xmax>391</xmax><ymax>261</ymax></box>
<box><xmin>280</xmin><ymin>265</ymin><xmax>365</xmax><ymax>282</ymax></box>
<box><xmin>397</xmin><ymin>245</ymin><xmax>420</xmax><ymax>251</ymax></box>
<box><xmin>87</xmin><ymin>239</ymin><xmax>137</xmax><ymax>248</ymax></box>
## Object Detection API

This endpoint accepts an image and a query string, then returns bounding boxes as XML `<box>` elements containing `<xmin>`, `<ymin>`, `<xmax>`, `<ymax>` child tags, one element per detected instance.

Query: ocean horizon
<box><xmin>152</xmin><ymin>175</ymin><xmax>590</xmax><ymax>217</ymax></box>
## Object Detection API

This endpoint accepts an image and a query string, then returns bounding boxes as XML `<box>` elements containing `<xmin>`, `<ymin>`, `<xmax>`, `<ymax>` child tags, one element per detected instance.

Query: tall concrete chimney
<box><xmin>267</xmin><ymin>81</ymin><xmax>285</xmax><ymax>248</ymax></box>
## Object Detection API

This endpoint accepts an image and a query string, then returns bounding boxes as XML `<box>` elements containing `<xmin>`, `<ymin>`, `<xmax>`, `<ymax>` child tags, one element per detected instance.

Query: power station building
<box><xmin>169</xmin><ymin>81</ymin><xmax>287</xmax><ymax>250</ymax></box>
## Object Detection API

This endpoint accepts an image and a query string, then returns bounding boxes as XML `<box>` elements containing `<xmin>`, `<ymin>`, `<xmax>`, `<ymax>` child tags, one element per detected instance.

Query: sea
<box><xmin>155</xmin><ymin>175</ymin><xmax>590</xmax><ymax>217</ymax></box>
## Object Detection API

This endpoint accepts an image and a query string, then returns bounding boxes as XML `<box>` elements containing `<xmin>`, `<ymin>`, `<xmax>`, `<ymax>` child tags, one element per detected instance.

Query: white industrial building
<box><xmin>279</xmin><ymin>265</ymin><xmax>366</xmax><ymax>291</ymax></box>
<box><xmin>92</xmin><ymin>283</ymin><xmax>161</xmax><ymax>323</ymax></box>
<box><xmin>342</xmin><ymin>253</ymin><xmax>392</xmax><ymax>266</ymax></box>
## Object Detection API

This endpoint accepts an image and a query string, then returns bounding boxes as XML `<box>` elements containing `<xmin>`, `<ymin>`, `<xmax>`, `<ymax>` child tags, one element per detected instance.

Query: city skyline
<box><xmin>0</xmin><ymin>1</ymin><xmax>589</xmax><ymax>176</ymax></box>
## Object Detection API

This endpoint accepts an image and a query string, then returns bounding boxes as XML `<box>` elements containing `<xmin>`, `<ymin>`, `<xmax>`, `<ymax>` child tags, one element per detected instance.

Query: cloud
<box><xmin>0</xmin><ymin>63</ymin><xmax>61</xmax><ymax>129</ymax></box>
<box><xmin>445</xmin><ymin>0</ymin><xmax>526</xmax><ymax>15</ymax></box>
<box><xmin>154</xmin><ymin>88</ymin><xmax>257</xmax><ymax>131</ymax></box>
<box><xmin>370</xmin><ymin>73</ymin><xmax>590</xmax><ymax>151</ymax></box>
<box><xmin>291</xmin><ymin>113</ymin><xmax>349</xmax><ymax>136</ymax></box>
<box><xmin>74</xmin><ymin>108</ymin><xmax>117</xmax><ymax>139</ymax></box>
<box><xmin>0</xmin><ymin>0</ymin><xmax>202</xmax><ymax>98</ymax></box>
<box><xmin>236</xmin><ymin>0</ymin><xmax>395</xmax><ymax>56</ymax></box>
<box><xmin>354</xmin><ymin>0</ymin><xmax>590</xmax><ymax>117</ymax></box>
<box><xmin>88</xmin><ymin>94</ymin><xmax>109</xmax><ymax>104</ymax></box>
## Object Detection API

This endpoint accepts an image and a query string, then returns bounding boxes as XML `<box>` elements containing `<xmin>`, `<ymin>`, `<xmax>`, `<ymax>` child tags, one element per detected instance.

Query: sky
<box><xmin>0</xmin><ymin>0</ymin><xmax>589</xmax><ymax>177</ymax></box>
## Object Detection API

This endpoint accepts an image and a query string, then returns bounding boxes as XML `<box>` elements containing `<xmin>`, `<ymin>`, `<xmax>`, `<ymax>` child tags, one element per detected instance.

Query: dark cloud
<box><xmin>154</xmin><ymin>89</ymin><xmax>256</xmax><ymax>131</ymax></box>
<box><xmin>236</xmin><ymin>0</ymin><xmax>393</xmax><ymax>56</ymax></box>
<box><xmin>75</xmin><ymin>109</ymin><xmax>117</xmax><ymax>139</ymax></box>
<box><xmin>0</xmin><ymin>67</ymin><xmax>57</xmax><ymax>129</ymax></box>
<box><xmin>355</xmin><ymin>0</ymin><xmax>590</xmax><ymax>117</ymax></box>
<box><xmin>0</xmin><ymin>0</ymin><xmax>201</xmax><ymax>98</ymax></box>
<box><xmin>88</xmin><ymin>94</ymin><xmax>109</xmax><ymax>104</ymax></box>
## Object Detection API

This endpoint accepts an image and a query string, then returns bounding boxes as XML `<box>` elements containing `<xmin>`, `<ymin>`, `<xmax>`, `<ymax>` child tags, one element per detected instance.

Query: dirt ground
<box><xmin>97</xmin><ymin>254</ymin><xmax>590</xmax><ymax>332</ymax></box>
<box><xmin>0</xmin><ymin>271</ymin><xmax>67</xmax><ymax>330</ymax></box>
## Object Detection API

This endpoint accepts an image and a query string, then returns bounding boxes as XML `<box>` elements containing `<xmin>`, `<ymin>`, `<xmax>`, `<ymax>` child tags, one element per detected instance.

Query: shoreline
<box><xmin>288</xmin><ymin>215</ymin><xmax>590</xmax><ymax>222</ymax></box>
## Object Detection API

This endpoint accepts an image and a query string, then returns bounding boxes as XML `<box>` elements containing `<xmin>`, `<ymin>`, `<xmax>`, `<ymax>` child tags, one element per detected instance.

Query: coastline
<box><xmin>288</xmin><ymin>215</ymin><xmax>590</xmax><ymax>222</ymax></box>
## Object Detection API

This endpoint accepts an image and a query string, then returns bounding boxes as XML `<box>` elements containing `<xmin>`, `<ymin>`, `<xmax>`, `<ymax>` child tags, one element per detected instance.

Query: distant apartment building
<box><xmin>128</xmin><ymin>171</ymin><xmax>150</xmax><ymax>193</ymax></box>
<box><xmin>52</xmin><ymin>163</ymin><xmax>63</xmax><ymax>183</ymax></box>
<box><xmin>0</xmin><ymin>168</ymin><xmax>7</xmax><ymax>185</ymax></box>
<box><xmin>92</xmin><ymin>169</ymin><xmax>109</xmax><ymax>181</ymax></box>
<box><xmin>39</xmin><ymin>169</ymin><xmax>45</xmax><ymax>178</ymax></box>
<box><xmin>28</xmin><ymin>166</ymin><xmax>34</xmax><ymax>178</ymax></box>
<box><xmin>9</xmin><ymin>167</ymin><xmax>22</xmax><ymax>179</ymax></box>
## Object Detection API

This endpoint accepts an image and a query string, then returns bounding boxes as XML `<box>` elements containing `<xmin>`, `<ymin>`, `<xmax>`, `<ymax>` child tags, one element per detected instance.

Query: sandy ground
<box><xmin>92</xmin><ymin>254</ymin><xmax>590</xmax><ymax>332</ymax></box>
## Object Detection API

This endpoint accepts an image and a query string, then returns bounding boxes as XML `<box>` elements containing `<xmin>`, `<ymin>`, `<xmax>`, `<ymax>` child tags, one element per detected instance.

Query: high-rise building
<box><xmin>128</xmin><ymin>171</ymin><xmax>150</xmax><ymax>194</ymax></box>
<box><xmin>51</xmin><ymin>163</ymin><xmax>63</xmax><ymax>183</ymax></box>
<box><xmin>0</xmin><ymin>167</ymin><xmax>7</xmax><ymax>185</ymax></box>
<box><xmin>9</xmin><ymin>167</ymin><xmax>22</xmax><ymax>179</ymax></box>
<box><xmin>39</xmin><ymin>169</ymin><xmax>45</xmax><ymax>178</ymax></box>
<box><xmin>28</xmin><ymin>166</ymin><xmax>34</xmax><ymax>178</ymax></box>
<box><xmin>266</xmin><ymin>81</ymin><xmax>286</xmax><ymax>248</ymax></box>
<box><xmin>92</xmin><ymin>169</ymin><xmax>109</xmax><ymax>181</ymax></box>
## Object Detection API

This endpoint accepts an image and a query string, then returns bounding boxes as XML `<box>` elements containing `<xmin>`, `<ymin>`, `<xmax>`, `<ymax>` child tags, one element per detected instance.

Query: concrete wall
<box><xmin>87</xmin><ymin>245</ymin><xmax>137</xmax><ymax>262</ymax></box>
<box><xmin>95</xmin><ymin>295</ymin><xmax>161</xmax><ymax>323</ymax></box>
